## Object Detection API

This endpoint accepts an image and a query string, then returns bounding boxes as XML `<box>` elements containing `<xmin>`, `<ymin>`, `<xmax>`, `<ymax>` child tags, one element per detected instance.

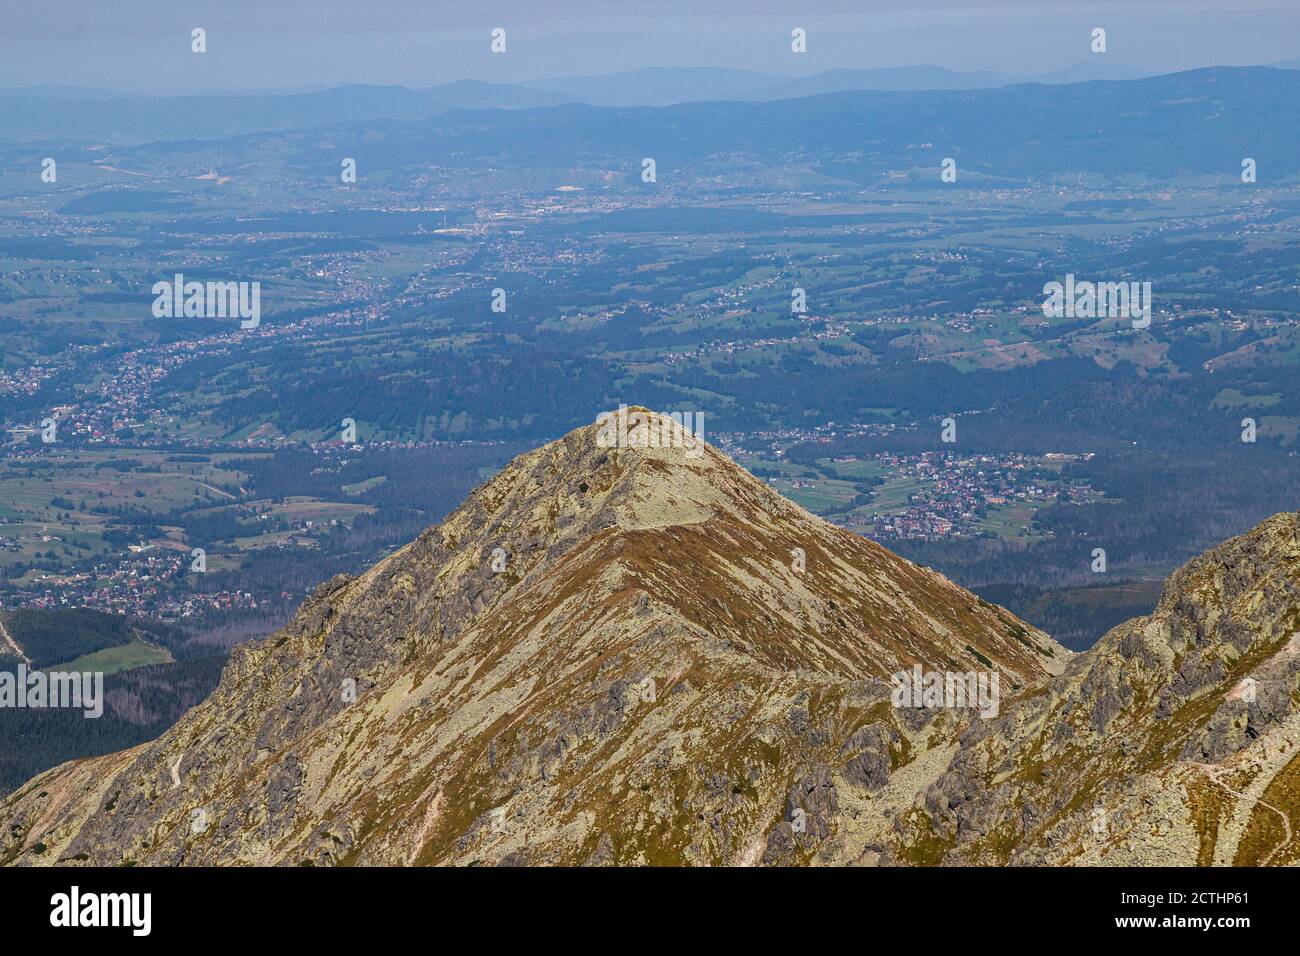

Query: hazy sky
<box><xmin>2</xmin><ymin>0</ymin><xmax>1297</xmax><ymax>93</ymax></box>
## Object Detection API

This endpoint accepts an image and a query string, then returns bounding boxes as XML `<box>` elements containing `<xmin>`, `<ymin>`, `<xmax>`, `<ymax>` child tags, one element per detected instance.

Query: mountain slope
<box><xmin>888</xmin><ymin>510</ymin><xmax>1300</xmax><ymax>866</ymax></box>
<box><xmin>0</xmin><ymin>409</ymin><xmax>1063</xmax><ymax>866</ymax></box>
<box><xmin>4</xmin><ymin>415</ymin><xmax>1296</xmax><ymax>867</ymax></box>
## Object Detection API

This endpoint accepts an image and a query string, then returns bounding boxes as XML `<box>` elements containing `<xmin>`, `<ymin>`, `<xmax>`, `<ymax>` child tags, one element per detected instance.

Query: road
<box><xmin>0</xmin><ymin>614</ymin><xmax>30</xmax><ymax>664</ymax></box>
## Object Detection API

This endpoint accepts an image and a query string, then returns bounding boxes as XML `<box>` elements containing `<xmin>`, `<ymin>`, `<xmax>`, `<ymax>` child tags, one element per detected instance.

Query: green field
<box><xmin>54</xmin><ymin>637</ymin><xmax>173</xmax><ymax>675</ymax></box>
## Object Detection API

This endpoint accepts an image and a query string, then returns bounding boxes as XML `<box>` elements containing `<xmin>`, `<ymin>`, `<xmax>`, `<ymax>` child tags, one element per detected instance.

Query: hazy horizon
<box><xmin>5</xmin><ymin>60</ymin><xmax>1298</xmax><ymax>99</ymax></box>
<box><xmin>3</xmin><ymin>0</ymin><xmax>1298</xmax><ymax>95</ymax></box>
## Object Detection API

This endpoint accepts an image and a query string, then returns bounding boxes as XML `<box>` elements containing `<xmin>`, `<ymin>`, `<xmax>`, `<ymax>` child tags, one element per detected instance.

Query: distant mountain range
<box><xmin>1</xmin><ymin>67</ymin><xmax>1295</xmax><ymax>188</ymax></box>
<box><xmin>523</xmin><ymin>62</ymin><xmax>1160</xmax><ymax>105</ymax></box>
<box><xmin>295</xmin><ymin>66</ymin><xmax>1300</xmax><ymax>185</ymax></box>
<box><xmin>5</xmin><ymin>59</ymin><xmax>1297</xmax><ymax>144</ymax></box>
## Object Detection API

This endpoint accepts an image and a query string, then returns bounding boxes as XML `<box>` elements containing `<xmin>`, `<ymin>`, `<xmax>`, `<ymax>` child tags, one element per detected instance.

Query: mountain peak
<box><xmin>1</xmin><ymin>411</ymin><xmax>1065</xmax><ymax>866</ymax></box>
<box><xmin>456</xmin><ymin>406</ymin><xmax>793</xmax><ymax>537</ymax></box>
<box><xmin>6</xmin><ymin>423</ymin><xmax>1295</xmax><ymax>866</ymax></box>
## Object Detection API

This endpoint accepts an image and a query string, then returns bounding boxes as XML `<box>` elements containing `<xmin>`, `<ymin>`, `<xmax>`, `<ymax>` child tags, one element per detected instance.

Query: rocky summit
<box><xmin>1</xmin><ymin>409</ymin><xmax>1296</xmax><ymax>867</ymax></box>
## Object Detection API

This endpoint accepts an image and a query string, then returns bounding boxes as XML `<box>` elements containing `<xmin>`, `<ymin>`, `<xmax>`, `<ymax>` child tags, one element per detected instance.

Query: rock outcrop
<box><xmin>888</xmin><ymin>511</ymin><xmax>1300</xmax><ymax>866</ymax></box>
